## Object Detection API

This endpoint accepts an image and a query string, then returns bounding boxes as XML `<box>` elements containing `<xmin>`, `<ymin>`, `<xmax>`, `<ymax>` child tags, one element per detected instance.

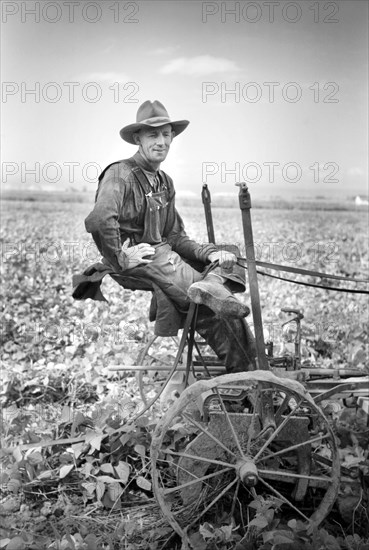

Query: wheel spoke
<box><xmin>259</xmin><ymin>469</ymin><xmax>333</xmax><ymax>484</ymax></box>
<box><xmin>175</xmin><ymin>459</ymin><xmax>202</xmax><ymax>480</ymax></box>
<box><xmin>182</xmin><ymin>412</ymin><xmax>237</xmax><ymax>459</ymax></box>
<box><xmin>253</xmin><ymin>398</ymin><xmax>304</xmax><ymax>461</ymax></box>
<box><xmin>275</xmin><ymin>393</ymin><xmax>290</xmax><ymax>423</ymax></box>
<box><xmin>157</xmin><ymin>455</ymin><xmax>209</xmax><ymax>485</ymax></box>
<box><xmin>163</xmin><ymin>467</ymin><xmax>232</xmax><ymax>495</ymax></box>
<box><xmin>230</xmin><ymin>479</ymin><xmax>241</xmax><ymax>517</ymax></box>
<box><xmin>186</xmin><ymin>477</ymin><xmax>239</xmax><ymax>529</ymax></box>
<box><xmin>257</xmin><ymin>476</ymin><xmax>310</xmax><ymax>522</ymax></box>
<box><xmin>256</xmin><ymin>433</ymin><xmax>330</xmax><ymax>464</ymax></box>
<box><xmin>214</xmin><ymin>387</ymin><xmax>246</xmax><ymax>458</ymax></box>
<box><xmin>246</xmin><ymin>388</ymin><xmax>260</xmax><ymax>455</ymax></box>
<box><xmin>163</xmin><ymin>450</ymin><xmax>235</xmax><ymax>469</ymax></box>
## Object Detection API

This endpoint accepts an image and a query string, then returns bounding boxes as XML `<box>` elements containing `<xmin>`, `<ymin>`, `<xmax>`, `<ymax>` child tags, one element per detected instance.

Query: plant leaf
<box><xmin>114</xmin><ymin>461</ymin><xmax>130</xmax><ymax>484</ymax></box>
<box><xmin>136</xmin><ymin>476</ymin><xmax>151</xmax><ymax>491</ymax></box>
<box><xmin>60</xmin><ymin>464</ymin><xmax>74</xmax><ymax>478</ymax></box>
<box><xmin>100</xmin><ymin>463</ymin><xmax>115</xmax><ymax>475</ymax></box>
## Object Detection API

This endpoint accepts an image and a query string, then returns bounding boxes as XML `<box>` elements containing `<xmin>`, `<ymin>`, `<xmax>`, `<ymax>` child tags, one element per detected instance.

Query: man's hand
<box><xmin>122</xmin><ymin>240</ymin><xmax>155</xmax><ymax>269</ymax></box>
<box><xmin>208</xmin><ymin>250</ymin><xmax>237</xmax><ymax>269</ymax></box>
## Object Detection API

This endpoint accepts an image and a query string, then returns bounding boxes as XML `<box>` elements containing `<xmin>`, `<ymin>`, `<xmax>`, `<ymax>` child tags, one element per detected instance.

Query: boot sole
<box><xmin>188</xmin><ymin>286</ymin><xmax>250</xmax><ymax>319</ymax></box>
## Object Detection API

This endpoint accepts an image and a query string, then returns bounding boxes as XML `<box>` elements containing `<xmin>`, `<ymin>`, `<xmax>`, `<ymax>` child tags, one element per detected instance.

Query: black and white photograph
<box><xmin>1</xmin><ymin>1</ymin><xmax>368</xmax><ymax>548</ymax></box>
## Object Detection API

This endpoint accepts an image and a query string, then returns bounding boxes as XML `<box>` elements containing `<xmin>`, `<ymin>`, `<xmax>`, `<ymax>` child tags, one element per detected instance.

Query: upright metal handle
<box><xmin>237</xmin><ymin>183</ymin><xmax>268</xmax><ymax>370</ymax></box>
<box><xmin>202</xmin><ymin>184</ymin><xmax>216</xmax><ymax>244</ymax></box>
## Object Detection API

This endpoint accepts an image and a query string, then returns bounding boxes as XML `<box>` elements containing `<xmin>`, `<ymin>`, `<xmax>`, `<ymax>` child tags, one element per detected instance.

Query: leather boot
<box><xmin>188</xmin><ymin>274</ymin><xmax>250</xmax><ymax>319</ymax></box>
<box><xmin>195</xmin><ymin>311</ymin><xmax>257</xmax><ymax>373</ymax></box>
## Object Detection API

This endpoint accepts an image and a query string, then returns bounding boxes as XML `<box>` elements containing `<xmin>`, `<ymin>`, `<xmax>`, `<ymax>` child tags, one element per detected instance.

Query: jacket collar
<box><xmin>133</xmin><ymin>151</ymin><xmax>159</xmax><ymax>174</ymax></box>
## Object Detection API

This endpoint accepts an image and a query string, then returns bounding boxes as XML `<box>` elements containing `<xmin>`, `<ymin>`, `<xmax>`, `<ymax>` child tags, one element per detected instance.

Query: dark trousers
<box><xmin>125</xmin><ymin>242</ymin><xmax>257</xmax><ymax>372</ymax></box>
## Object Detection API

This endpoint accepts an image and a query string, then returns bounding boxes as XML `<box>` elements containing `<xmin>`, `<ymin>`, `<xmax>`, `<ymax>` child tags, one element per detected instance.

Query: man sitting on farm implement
<box><xmin>77</xmin><ymin>100</ymin><xmax>257</xmax><ymax>373</ymax></box>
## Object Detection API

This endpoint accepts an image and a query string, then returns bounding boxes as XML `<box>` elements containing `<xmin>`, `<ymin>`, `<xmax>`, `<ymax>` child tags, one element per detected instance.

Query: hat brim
<box><xmin>120</xmin><ymin>119</ymin><xmax>189</xmax><ymax>144</ymax></box>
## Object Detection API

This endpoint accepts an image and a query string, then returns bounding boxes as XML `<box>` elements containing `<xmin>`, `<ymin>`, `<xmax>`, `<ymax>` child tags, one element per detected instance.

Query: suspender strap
<box><xmin>123</xmin><ymin>158</ymin><xmax>153</xmax><ymax>195</ymax></box>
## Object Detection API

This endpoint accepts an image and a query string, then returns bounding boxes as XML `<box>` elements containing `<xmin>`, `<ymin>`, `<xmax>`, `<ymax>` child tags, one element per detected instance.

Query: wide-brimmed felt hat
<box><xmin>120</xmin><ymin>100</ymin><xmax>190</xmax><ymax>144</ymax></box>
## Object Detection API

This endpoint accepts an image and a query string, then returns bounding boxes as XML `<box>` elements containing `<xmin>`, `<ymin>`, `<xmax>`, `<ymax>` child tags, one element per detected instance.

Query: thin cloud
<box><xmin>150</xmin><ymin>46</ymin><xmax>178</xmax><ymax>56</ymax></box>
<box><xmin>159</xmin><ymin>55</ymin><xmax>241</xmax><ymax>76</ymax></box>
<box><xmin>74</xmin><ymin>72</ymin><xmax>131</xmax><ymax>82</ymax></box>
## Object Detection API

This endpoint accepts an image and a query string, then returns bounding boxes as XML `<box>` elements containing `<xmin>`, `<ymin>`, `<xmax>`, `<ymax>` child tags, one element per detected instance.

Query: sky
<box><xmin>1</xmin><ymin>0</ymin><xmax>368</xmax><ymax>200</ymax></box>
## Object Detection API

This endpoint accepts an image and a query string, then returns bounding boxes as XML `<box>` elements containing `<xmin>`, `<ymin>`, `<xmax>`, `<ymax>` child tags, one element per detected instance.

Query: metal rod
<box><xmin>237</xmin><ymin>183</ymin><xmax>268</xmax><ymax>370</ymax></box>
<box><xmin>202</xmin><ymin>184</ymin><xmax>216</xmax><ymax>244</ymax></box>
<box><xmin>108</xmin><ymin>365</ymin><xmax>226</xmax><ymax>372</ymax></box>
<box><xmin>184</xmin><ymin>305</ymin><xmax>198</xmax><ymax>386</ymax></box>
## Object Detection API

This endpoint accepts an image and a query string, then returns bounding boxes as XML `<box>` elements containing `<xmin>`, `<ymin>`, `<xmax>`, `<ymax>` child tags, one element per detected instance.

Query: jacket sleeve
<box><xmin>163</xmin><ymin>181</ymin><xmax>217</xmax><ymax>263</ymax></box>
<box><xmin>84</xmin><ymin>170</ymin><xmax>130</xmax><ymax>272</ymax></box>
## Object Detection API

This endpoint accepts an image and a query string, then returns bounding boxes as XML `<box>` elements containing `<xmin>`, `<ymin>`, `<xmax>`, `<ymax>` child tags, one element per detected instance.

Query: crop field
<box><xmin>1</xmin><ymin>197</ymin><xmax>368</xmax><ymax>549</ymax></box>
<box><xmin>2</xmin><ymin>199</ymin><xmax>368</xmax><ymax>370</ymax></box>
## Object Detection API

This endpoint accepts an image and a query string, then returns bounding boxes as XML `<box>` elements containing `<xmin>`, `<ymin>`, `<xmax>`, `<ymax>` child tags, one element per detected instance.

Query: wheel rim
<box><xmin>151</xmin><ymin>371</ymin><xmax>340</xmax><ymax>541</ymax></box>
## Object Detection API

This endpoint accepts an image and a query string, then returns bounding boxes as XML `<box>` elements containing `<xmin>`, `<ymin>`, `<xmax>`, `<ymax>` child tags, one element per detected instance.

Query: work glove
<box><xmin>122</xmin><ymin>240</ymin><xmax>155</xmax><ymax>268</ymax></box>
<box><xmin>207</xmin><ymin>250</ymin><xmax>237</xmax><ymax>269</ymax></box>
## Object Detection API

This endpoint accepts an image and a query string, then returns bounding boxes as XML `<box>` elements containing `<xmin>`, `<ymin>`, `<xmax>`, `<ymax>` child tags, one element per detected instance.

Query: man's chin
<box><xmin>152</xmin><ymin>152</ymin><xmax>168</xmax><ymax>161</ymax></box>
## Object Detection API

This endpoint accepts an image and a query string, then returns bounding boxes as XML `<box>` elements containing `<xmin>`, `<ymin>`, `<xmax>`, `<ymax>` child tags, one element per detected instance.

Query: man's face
<box><xmin>135</xmin><ymin>124</ymin><xmax>173</xmax><ymax>166</ymax></box>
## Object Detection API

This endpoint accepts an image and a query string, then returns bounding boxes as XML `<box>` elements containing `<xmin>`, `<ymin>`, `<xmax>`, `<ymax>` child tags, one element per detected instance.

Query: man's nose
<box><xmin>155</xmin><ymin>133</ymin><xmax>165</xmax><ymax>146</ymax></box>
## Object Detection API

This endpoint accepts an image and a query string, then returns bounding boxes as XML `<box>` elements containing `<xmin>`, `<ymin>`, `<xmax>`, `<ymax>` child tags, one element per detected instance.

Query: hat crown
<box><xmin>137</xmin><ymin>100</ymin><xmax>170</xmax><ymax>123</ymax></box>
<box><xmin>120</xmin><ymin>99</ymin><xmax>189</xmax><ymax>144</ymax></box>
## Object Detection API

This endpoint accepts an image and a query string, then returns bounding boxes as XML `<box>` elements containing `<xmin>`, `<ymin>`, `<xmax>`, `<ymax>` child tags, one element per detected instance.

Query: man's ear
<box><xmin>133</xmin><ymin>133</ymin><xmax>141</xmax><ymax>145</ymax></box>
